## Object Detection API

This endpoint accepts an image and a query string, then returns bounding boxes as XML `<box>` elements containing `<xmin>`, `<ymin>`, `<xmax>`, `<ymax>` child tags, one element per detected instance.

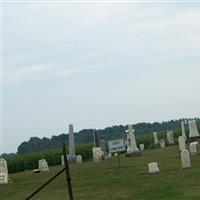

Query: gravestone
<box><xmin>189</xmin><ymin>142</ymin><xmax>198</xmax><ymax>156</ymax></box>
<box><xmin>153</xmin><ymin>132</ymin><xmax>160</xmax><ymax>148</ymax></box>
<box><xmin>167</xmin><ymin>131</ymin><xmax>175</xmax><ymax>145</ymax></box>
<box><xmin>38</xmin><ymin>159</ymin><xmax>49</xmax><ymax>172</ymax></box>
<box><xmin>108</xmin><ymin>153</ymin><xmax>112</xmax><ymax>158</ymax></box>
<box><xmin>61</xmin><ymin>155</ymin><xmax>64</xmax><ymax>166</ymax></box>
<box><xmin>0</xmin><ymin>158</ymin><xmax>8</xmax><ymax>184</ymax></box>
<box><xmin>181</xmin><ymin>121</ymin><xmax>187</xmax><ymax>140</ymax></box>
<box><xmin>148</xmin><ymin>162</ymin><xmax>159</xmax><ymax>174</ymax></box>
<box><xmin>76</xmin><ymin>155</ymin><xmax>83</xmax><ymax>164</ymax></box>
<box><xmin>69</xmin><ymin>124</ymin><xmax>75</xmax><ymax>156</ymax></box>
<box><xmin>93</xmin><ymin>129</ymin><xmax>99</xmax><ymax>147</ymax></box>
<box><xmin>126</xmin><ymin>125</ymin><xmax>140</xmax><ymax>156</ymax></box>
<box><xmin>188</xmin><ymin>119</ymin><xmax>200</xmax><ymax>141</ymax></box>
<box><xmin>160</xmin><ymin>139</ymin><xmax>165</xmax><ymax>148</ymax></box>
<box><xmin>92</xmin><ymin>147</ymin><xmax>103</xmax><ymax>162</ymax></box>
<box><xmin>100</xmin><ymin>138</ymin><xmax>107</xmax><ymax>159</ymax></box>
<box><xmin>178</xmin><ymin>136</ymin><xmax>186</xmax><ymax>152</ymax></box>
<box><xmin>68</xmin><ymin>124</ymin><xmax>77</xmax><ymax>163</ymax></box>
<box><xmin>139</xmin><ymin>144</ymin><xmax>145</xmax><ymax>151</ymax></box>
<box><xmin>181</xmin><ymin>150</ymin><xmax>191</xmax><ymax>169</ymax></box>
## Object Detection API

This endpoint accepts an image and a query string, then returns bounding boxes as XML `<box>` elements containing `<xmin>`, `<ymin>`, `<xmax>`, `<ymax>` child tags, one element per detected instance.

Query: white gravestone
<box><xmin>167</xmin><ymin>131</ymin><xmax>175</xmax><ymax>145</ymax></box>
<box><xmin>139</xmin><ymin>144</ymin><xmax>145</xmax><ymax>151</ymax></box>
<box><xmin>69</xmin><ymin>124</ymin><xmax>75</xmax><ymax>156</ymax></box>
<box><xmin>76</xmin><ymin>155</ymin><xmax>83</xmax><ymax>164</ymax></box>
<box><xmin>126</xmin><ymin>125</ymin><xmax>139</xmax><ymax>154</ymax></box>
<box><xmin>189</xmin><ymin>142</ymin><xmax>198</xmax><ymax>156</ymax></box>
<box><xmin>38</xmin><ymin>159</ymin><xmax>49</xmax><ymax>172</ymax></box>
<box><xmin>61</xmin><ymin>155</ymin><xmax>64</xmax><ymax>166</ymax></box>
<box><xmin>181</xmin><ymin>150</ymin><xmax>191</xmax><ymax>169</ymax></box>
<box><xmin>68</xmin><ymin>124</ymin><xmax>77</xmax><ymax>163</ymax></box>
<box><xmin>148</xmin><ymin>162</ymin><xmax>159</xmax><ymax>174</ymax></box>
<box><xmin>181</xmin><ymin>121</ymin><xmax>187</xmax><ymax>140</ymax></box>
<box><xmin>100</xmin><ymin>139</ymin><xmax>107</xmax><ymax>156</ymax></box>
<box><xmin>160</xmin><ymin>139</ymin><xmax>165</xmax><ymax>148</ymax></box>
<box><xmin>108</xmin><ymin>153</ymin><xmax>112</xmax><ymax>158</ymax></box>
<box><xmin>178</xmin><ymin>136</ymin><xmax>186</xmax><ymax>152</ymax></box>
<box><xmin>92</xmin><ymin>147</ymin><xmax>103</xmax><ymax>162</ymax></box>
<box><xmin>188</xmin><ymin>119</ymin><xmax>200</xmax><ymax>138</ymax></box>
<box><xmin>0</xmin><ymin>158</ymin><xmax>8</xmax><ymax>184</ymax></box>
<box><xmin>61</xmin><ymin>155</ymin><xmax>74</xmax><ymax>165</ymax></box>
<box><xmin>153</xmin><ymin>132</ymin><xmax>160</xmax><ymax>146</ymax></box>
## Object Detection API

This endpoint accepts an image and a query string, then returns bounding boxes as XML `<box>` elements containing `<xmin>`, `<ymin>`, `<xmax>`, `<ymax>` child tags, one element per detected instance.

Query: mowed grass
<box><xmin>1</xmin><ymin>145</ymin><xmax>200</xmax><ymax>200</ymax></box>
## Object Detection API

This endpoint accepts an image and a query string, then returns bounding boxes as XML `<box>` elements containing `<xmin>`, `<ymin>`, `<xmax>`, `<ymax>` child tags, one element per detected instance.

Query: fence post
<box><xmin>62</xmin><ymin>142</ymin><xmax>74</xmax><ymax>200</ymax></box>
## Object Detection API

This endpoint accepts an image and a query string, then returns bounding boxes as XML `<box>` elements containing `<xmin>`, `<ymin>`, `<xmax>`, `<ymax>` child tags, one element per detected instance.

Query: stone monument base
<box><xmin>154</xmin><ymin>143</ymin><xmax>160</xmax><ymax>149</ymax></box>
<box><xmin>189</xmin><ymin>136</ymin><xmax>200</xmax><ymax>143</ymax></box>
<box><xmin>126</xmin><ymin>151</ymin><xmax>142</xmax><ymax>157</ymax></box>
<box><xmin>167</xmin><ymin>143</ymin><xmax>175</xmax><ymax>146</ymax></box>
<box><xmin>68</xmin><ymin>155</ymin><xmax>77</xmax><ymax>164</ymax></box>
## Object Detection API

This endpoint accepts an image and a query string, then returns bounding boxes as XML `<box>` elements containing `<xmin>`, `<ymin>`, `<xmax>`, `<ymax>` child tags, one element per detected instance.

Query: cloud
<box><xmin>6</xmin><ymin>64</ymin><xmax>49</xmax><ymax>82</ymax></box>
<box><xmin>5</xmin><ymin>64</ymin><xmax>79</xmax><ymax>85</ymax></box>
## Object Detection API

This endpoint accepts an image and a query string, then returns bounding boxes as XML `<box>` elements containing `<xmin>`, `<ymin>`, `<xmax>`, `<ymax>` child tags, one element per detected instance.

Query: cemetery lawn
<box><xmin>1</xmin><ymin>145</ymin><xmax>200</xmax><ymax>200</ymax></box>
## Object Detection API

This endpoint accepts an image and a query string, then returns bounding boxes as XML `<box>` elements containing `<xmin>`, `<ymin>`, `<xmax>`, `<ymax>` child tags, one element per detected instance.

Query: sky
<box><xmin>1</xmin><ymin>1</ymin><xmax>200</xmax><ymax>153</ymax></box>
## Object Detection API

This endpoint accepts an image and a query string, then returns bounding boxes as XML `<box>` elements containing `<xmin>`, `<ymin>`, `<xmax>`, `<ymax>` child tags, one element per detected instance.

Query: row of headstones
<box><xmin>0</xmin><ymin>155</ymin><xmax>84</xmax><ymax>184</ymax></box>
<box><xmin>149</xmin><ymin>149</ymin><xmax>192</xmax><ymax>174</ymax></box>
<box><xmin>93</xmin><ymin>119</ymin><xmax>200</xmax><ymax>160</ymax></box>
<box><xmin>178</xmin><ymin>136</ymin><xmax>198</xmax><ymax>155</ymax></box>
<box><xmin>0</xmin><ymin>124</ymin><xmax>82</xmax><ymax>184</ymax></box>
<box><xmin>66</xmin><ymin>124</ymin><xmax>107</xmax><ymax>164</ymax></box>
<box><xmin>153</xmin><ymin>130</ymin><xmax>175</xmax><ymax>147</ymax></box>
<box><xmin>92</xmin><ymin>129</ymin><xmax>111</xmax><ymax>162</ymax></box>
<box><xmin>61</xmin><ymin>155</ymin><xmax>83</xmax><ymax>165</ymax></box>
<box><xmin>34</xmin><ymin>155</ymin><xmax>84</xmax><ymax>174</ymax></box>
<box><xmin>152</xmin><ymin>119</ymin><xmax>200</xmax><ymax>148</ymax></box>
<box><xmin>0</xmin><ymin>158</ymin><xmax>50</xmax><ymax>184</ymax></box>
<box><xmin>72</xmin><ymin>119</ymin><xmax>200</xmax><ymax>162</ymax></box>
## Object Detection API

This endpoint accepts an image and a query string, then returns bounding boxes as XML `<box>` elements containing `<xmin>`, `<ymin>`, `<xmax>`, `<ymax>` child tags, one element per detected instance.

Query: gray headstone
<box><xmin>188</xmin><ymin>119</ymin><xmax>200</xmax><ymax>138</ymax></box>
<box><xmin>126</xmin><ymin>124</ymin><xmax>139</xmax><ymax>154</ymax></box>
<box><xmin>0</xmin><ymin>158</ymin><xmax>8</xmax><ymax>184</ymax></box>
<box><xmin>92</xmin><ymin>147</ymin><xmax>102</xmax><ymax>162</ymax></box>
<box><xmin>181</xmin><ymin>121</ymin><xmax>187</xmax><ymax>140</ymax></box>
<box><xmin>100</xmin><ymin>139</ymin><xmax>107</xmax><ymax>153</ymax></box>
<box><xmin>69</xmin><ymin>124</ymin><xmax>75</xmax><ymax>156</ymax></box>
<box><xmin>76</xmin><ymin>155</ymin><xmax>83</xmax><ymax>164</ymax></box>
<box><xmin>181</xmin><ymin>150</ymin><xmax>191</xmax><ymax>169</ymax></box>
<box><xmin>93</xmin><ymin>130</ymin><xmax>99</xmax><ymax>147</ymax></box>
<box><xmin>38</xmin><ymin>159</ymin><xmax>49</xmax><ymax>172</ymax></box>
<box><xmin>189</xmin><ymin>142</ymin><xmax>198</xmax><ymax>156</ymax></box>
<box><xmin>178</xmin><ymin>136</ymin><xmax>186</xmax><ymax>151</ymax></box>
<box><xmin>139</xmin><ymin>144</ymin><xmax>145</xmax><ymax>151</ymax></box>
<box><xmin>167</xmin><ymin>131</ymin><xmax>175</xmax><ymax>145</ymax></box>
<box><xmin>160</xmin><ymin>139</ymin><xmax>165</xmax><ymax>148</ymax></box>
<box><xmin>61</xmin><ymin>155</ymin><xmax>64</xmax><ymax>166</ymax></box>
<box><xmin>148</xmin><ymin>162</ymin><xmax>159</xmax><ymax>174</ymax></box>
<box><xmin>153</xmin><ymin>132</ymin><xmax>159</xmax><ymax>145</ymax></box>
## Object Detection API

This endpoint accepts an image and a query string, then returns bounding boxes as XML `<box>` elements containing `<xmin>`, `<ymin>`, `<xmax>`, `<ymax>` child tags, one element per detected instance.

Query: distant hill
<box><xmin>17</xmin><ymin>118</ymin><xmax>200</xmax><ymax>154</ymax></box>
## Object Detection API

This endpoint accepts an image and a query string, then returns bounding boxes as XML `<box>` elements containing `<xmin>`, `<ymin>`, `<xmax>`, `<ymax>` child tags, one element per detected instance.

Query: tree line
<box><xmin>15</xmin><ymin>118</ymin><xmax>200</xmax><ymax>155</ymax></box>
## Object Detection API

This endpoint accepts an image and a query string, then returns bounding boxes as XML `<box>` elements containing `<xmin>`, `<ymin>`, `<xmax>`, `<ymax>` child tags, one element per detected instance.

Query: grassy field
<box><xmin>1</xmin><ymin>145</ymin><xmax>200</xmax><ymax>200</ymax></box>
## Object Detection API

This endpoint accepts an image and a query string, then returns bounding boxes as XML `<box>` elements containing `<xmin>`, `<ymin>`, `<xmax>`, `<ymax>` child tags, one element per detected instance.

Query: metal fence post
<box><xmin>62</xmin><ymin>142</ymin><xmax>74</xmax><ymax>200</ymax></box>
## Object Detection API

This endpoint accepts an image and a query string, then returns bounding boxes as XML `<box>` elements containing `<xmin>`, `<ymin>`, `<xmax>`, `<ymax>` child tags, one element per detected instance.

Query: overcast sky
<box><xmin>1</xmin><ymin>2</ymin><xmax>200</xmax><ymax>153</ymax></box>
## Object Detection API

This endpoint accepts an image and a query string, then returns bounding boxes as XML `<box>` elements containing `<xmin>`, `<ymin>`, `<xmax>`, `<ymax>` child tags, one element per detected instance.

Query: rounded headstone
<box><xmin>148</xmin><ymin>162</ymin><xmax>159</xmax><ymax>174</ymax></box>
<box><xmin>181</xmin><ymin>149</ymin><xmax>191</xmax><ymax>169</ymax></box>
<box><xmin>76</xmin><ymin>155</ymin><xmax>83</xmax><ymax>164</ymax></box>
